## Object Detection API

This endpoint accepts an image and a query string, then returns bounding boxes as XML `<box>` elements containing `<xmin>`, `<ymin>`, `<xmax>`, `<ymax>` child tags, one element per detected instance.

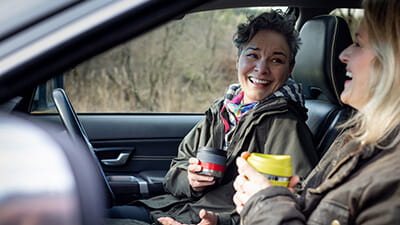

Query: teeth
<box><xmin>346</xmin><ymin>71</ymin><xmax>353</xmax><ymax>79</ymax></box>
<box><xmin>250</xmin><ymin>77</ymin><xmax>269</xmax><ymax>84</ymax></box>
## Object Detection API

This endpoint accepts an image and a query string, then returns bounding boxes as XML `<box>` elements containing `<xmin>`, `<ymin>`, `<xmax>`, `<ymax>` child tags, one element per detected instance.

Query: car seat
<box><xmin>293</xmin><ymin>15</ymin><xmax>354</xmax><ymax>158</ymax></box>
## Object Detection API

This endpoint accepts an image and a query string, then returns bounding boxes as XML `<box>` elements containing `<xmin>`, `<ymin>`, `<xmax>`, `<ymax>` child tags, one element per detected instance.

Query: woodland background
<box><xmin>64</xmin><ymin>8</ymin><xmax>362</xmax><ymax>113</ymax></box>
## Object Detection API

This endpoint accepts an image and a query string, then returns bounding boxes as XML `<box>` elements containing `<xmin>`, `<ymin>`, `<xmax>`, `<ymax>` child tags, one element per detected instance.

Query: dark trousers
<box><xmin>107</xmin><ymin>205</ymin><xmax>152</xmax><ymax>223</ymax></box>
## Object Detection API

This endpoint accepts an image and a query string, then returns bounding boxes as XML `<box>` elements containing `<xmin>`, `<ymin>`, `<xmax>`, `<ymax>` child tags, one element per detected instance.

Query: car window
<box><xmin>32</xmin><ymin>8</ymin><xmax>279</xmax><ymax>114</ymax></box>
<box><xmin>31</xmin><ymin>7</ymin><xmax>361</xmax><ymax>114</ymax></box>
<box><xmin>330</xmin><ymin>8</ymin><xmax>364</xmax><ymax>39</ymax></box>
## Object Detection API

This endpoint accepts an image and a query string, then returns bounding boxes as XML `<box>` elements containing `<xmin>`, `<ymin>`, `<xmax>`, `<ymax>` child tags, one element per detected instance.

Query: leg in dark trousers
<box><xmin>107</xmin><ymin>205</ymin><xmax>152</xmax><ymax>223</ymax></box>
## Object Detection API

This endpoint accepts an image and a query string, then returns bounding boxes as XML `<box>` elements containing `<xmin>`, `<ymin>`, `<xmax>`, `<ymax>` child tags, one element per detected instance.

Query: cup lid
<box><xmin>247</xmin><ymin>153</ymin><xmax>292</xmax><ymax>177</ymax></box>
<box><xmin>198</xmin><ymin>147</ymin><xmax>226</xmax><ymax>156</ymax></box>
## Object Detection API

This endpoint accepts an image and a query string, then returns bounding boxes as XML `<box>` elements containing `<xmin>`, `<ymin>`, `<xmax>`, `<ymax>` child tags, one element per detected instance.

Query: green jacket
<box><xmin>136</xmin><ymin>95</ymin><xmax>317</xmax><ymax>225</ymax></box>
<box><xmin>240</xmin><ymin>131</ymin><xmax>400</xmax><ymax>225</ymax></box>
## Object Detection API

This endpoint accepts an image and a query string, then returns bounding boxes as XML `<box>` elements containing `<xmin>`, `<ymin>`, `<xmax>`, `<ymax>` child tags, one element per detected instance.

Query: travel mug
<box><xmin>246</xmin><ymin>153</ymin><xmax>292</xmax><ymax>187</ymax></box>
<box><xmin>196</xmin><ymin>147</ymin><xmax>227</xmax><ymax>179</ymax></box>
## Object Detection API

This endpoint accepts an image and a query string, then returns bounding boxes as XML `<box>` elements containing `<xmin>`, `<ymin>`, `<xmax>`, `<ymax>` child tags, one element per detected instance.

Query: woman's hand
<box><xmin>158</xmin><ymin>209</ymin><xmax>218</xmax><ymax>225</ymax></box>
<box><xmin>233</xmin><ymin>152</ymin><xmax>272</xmax><ymax>214</ymax></box>
<box><xmin>188</xmin><ymin>157</ymin><xmax>215</xmax><ymax>192</ymax></box>
<box><xmin>233</xmin><ymin>152</ymin><xmax>300</xmax><ymax>214</ymax></box>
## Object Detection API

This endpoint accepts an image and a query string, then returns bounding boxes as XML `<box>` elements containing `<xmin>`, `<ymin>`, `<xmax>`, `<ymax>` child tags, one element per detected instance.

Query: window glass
<box><xmin>330</xmin><ymin>8</ymin><xmax>364</xmax><ymax>40</ymax></box>
<box><xmin>61</xmin><ymin>8</ymin><xmax>280</xmax><ymax>113</ymax></box>
<box><xmin>31</xmin><ymin>7</ymin><xmax>362</xmax><ymax>114</ymax></box>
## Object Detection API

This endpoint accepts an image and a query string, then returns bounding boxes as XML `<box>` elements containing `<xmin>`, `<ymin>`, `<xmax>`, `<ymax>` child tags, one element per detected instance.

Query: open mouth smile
<box><xmin>345</xmin><ymin>71</ymin><xmax>353</xmax><ymax>80</ymax></box>
<box><xmin>249</xmin><ymin>77</ymin><xmax>271</xmax><ymax>85</ymax></box>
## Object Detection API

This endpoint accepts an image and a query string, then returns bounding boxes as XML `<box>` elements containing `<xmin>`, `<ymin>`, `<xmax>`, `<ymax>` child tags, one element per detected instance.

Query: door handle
<box><xmin>101</xmin><ymin>151</ymin><xmax>131</xmax><ymax>166</ymax></box>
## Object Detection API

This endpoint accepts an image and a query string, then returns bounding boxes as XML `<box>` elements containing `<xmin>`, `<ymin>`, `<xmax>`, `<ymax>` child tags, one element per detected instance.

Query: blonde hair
<box><xmin>344</xmin><ymin>0</ymin><xmax>400</xmax><ymax>148</ymax></box>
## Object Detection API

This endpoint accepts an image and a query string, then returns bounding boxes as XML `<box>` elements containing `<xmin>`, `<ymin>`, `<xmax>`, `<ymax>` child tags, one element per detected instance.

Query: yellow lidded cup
<box><xmin>246</xmin><ymin>153</ymin><xmax>292</xmax><ymax>187</ymax></box>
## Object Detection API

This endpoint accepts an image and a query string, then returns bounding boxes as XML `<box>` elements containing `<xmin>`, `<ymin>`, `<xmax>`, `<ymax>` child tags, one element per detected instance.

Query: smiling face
<box><xmin>237</xmin><ymin>29</ymin><xmax>292</xmax><ymax>104</ymax></box>
<box><xmin>339</xmin><ymin>22</ymin><xmax>376</xmax><ymax>110</ymax></box>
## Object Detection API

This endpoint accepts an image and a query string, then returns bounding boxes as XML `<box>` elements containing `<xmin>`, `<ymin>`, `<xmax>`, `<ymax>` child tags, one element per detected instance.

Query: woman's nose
<box><xmin>254</xmin><ymin>60</ymin><xmax>268</xmax><ymax>74</ymax></box>
<box><xmin>339</xmin><ymin>44</ymin><xmax>352</xmax><ymax>64</ymax></box>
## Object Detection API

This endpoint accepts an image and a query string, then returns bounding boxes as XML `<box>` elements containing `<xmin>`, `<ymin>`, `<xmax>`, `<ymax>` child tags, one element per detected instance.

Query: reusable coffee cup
<box><xmin>246</xmin><ymin>153</ymin><xmax>292</xmax><ymax>187</ymax></box>
<box><xmin>196</xmin><ymin>147</ymin><xmax>227</xmax><ymax>178</ymax></box>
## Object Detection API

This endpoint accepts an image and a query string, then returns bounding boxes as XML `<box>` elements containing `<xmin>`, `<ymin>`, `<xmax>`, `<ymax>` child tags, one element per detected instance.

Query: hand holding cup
<box><xmin>188</xmin><ymin>147</ymin><xmax>227</xmax><ymax>192</ymax></box>
<box><xmin>233</xmin><ymin>152</ymin><xmax>299</xmax><ymax>214</ymax></box>
<box><xmin>233</xmin><ymin>152</ymin><xmax>272</xmax><ymax>214</ymax></box>
<box><xmin>188</xmin><ymin>157</ymin><xmax>215</xmax><ymax>192</ymax></box>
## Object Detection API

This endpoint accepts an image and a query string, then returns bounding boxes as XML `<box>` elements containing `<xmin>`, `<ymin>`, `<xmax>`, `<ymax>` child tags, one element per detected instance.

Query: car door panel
<box><xmin>34</xmin><ymin>113</ymin><xmax>202</xmax><ymax>204</ymax></box>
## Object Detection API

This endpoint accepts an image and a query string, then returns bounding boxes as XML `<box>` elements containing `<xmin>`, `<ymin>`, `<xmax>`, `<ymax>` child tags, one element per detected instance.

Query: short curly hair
<box><xmin>233</xmin><ymin>10</ymin><xmax>300</xmax><ymax>65</ymax></box>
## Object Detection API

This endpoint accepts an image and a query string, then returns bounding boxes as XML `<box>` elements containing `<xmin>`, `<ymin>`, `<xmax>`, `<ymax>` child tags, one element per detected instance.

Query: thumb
<box><xmin>199</xmin><ymin>209</ymin><xmax>207</xmax><ymax>219</ymax></box>
<box><xmin>236</xmin><ymin>156</ymin><xmax>259</xmax><ymax>179</ymax></box>
<box><xmin>198</xmin><ymin>209</ymin><xmax>218</xmax><ymax>225</ymax></box>
<box><xmin>240</xmin><ymin>151</ymin><xmax>251</xmax><ymax>160</ymax></box>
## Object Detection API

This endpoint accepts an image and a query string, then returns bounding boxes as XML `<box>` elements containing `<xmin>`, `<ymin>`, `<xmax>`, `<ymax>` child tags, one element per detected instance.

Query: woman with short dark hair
<box><xmin>109</xmin><ymin>10</ymin><xmax>317</xmax><ymax>225</ymax></box>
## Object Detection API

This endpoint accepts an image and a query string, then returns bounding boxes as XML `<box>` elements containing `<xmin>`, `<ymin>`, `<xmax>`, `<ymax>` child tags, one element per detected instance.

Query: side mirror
<box><xmin>0</xmin><ymin>113</ymin><xmax>105</xmax><ymax>225</ymax></box>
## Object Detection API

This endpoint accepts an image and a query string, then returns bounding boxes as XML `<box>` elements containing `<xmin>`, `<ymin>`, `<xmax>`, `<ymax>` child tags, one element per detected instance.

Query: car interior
<box><xmin>293</xmin><ymin>15</ymin><xmax>354</xmax><ymax>158</ymax></box>
<box><xmin>0</xmin><ymin>0</ymin><xmax>362</xmax><ymax>223</ymax></box>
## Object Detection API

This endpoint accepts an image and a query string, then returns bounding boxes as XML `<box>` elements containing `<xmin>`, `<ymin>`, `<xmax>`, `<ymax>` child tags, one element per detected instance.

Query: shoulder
<box><xmin>367</xmin><ymin>145</ymin><xmax>400</xmax><ymax>176</ymax></box>
<box><xmin>206</xmin><ymin>97</ymin><xmax>224</xmax><ymax>114</ymax></box>
<box><xmin>256</xmin><ymin>97</ymin><xmax>308</xmax><ymax>122</ymax></box>
<box><xmin>345</xmin><ymin>143</ymin><xmax>400</xmax><ymax>201</ymax></box>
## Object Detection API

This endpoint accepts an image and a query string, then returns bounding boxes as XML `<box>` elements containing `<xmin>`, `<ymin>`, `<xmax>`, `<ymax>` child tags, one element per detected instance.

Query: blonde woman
<box><xmin>233</xmin><ymin>0</ymin><xmax>400</xmax><ymax>224</ymax></box>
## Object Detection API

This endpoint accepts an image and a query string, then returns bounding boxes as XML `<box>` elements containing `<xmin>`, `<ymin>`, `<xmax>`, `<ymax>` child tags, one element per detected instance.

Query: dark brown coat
<box><xmin>241</xmin><ymin>132</ymin><xmax>400</xmax><ymax>225</ymax></box>
<box><xmin>137</xmin><ymin>97</ymin><xmax>317</xmax><ymax>225</ymax></box>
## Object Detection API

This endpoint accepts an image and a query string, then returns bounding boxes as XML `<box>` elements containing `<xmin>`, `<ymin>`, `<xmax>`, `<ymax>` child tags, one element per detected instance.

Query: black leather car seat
<box><xmin>293</xmin><ymin>15</ymin><xmax>354</xmax><ymax>158</ymax></box>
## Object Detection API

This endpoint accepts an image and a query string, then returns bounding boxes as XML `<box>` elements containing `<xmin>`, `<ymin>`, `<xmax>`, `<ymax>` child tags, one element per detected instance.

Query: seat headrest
<box><xmin>293</xmin><ymin>15</ymin><xmax>353</xmax><ymax>105</ymax></box>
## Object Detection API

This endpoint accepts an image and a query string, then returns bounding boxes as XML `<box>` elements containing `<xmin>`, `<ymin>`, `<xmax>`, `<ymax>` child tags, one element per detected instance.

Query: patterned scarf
<box><xmin>225</xmin><ymin>91</ymin><xmax>258</xmax><ymax>120</ymax></box>
<box><xmin>220</xmin><ymin>78</ymin><xmax>304</xmax><ymax>141</ymax></box>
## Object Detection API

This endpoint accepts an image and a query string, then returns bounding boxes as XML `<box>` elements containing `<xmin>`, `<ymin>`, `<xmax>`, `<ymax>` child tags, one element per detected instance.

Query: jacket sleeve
<box><xmin>240</xmin><ymin>186</ymin><xmax>306</xmax><ymax>225</ymax></box>
<box><xmin>163</xmin><ymin>116</ymin><xmax>212</xmax><ymax>198</ymax></box>
<box><xmin>216</xmin><ymin>211</ymin><xmax>240</xmax><ymax>225</ymax></box>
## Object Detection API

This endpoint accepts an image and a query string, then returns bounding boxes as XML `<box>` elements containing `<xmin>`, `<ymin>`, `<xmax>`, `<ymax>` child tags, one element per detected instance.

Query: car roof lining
<box><xmin>0</xmin><ymin>0</ymin><xmax>80</xmax><ymax>42</ymax></box>
<box><xmin>190</xmin><ymin>0</ymin><xmax>362</xmax><ymax>13</ymax></box>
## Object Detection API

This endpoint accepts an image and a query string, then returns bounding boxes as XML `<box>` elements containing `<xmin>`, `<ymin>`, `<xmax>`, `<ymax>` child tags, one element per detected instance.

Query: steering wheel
<box><xmin>52</xmin><ymin>88</ymin><xmax>115</xmax><ymax>206</ymax></box>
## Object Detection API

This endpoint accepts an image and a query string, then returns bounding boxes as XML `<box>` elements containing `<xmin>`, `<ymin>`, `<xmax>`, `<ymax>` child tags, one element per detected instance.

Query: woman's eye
<box><xmin>246</xmin><ymin>54</ymin><xmax>258</xmax><ymax>59</ymax></box>
<box><xmin>272</xmin><ymin>58</ymin><xmax>283</xmax><ymax>63</ymax></box>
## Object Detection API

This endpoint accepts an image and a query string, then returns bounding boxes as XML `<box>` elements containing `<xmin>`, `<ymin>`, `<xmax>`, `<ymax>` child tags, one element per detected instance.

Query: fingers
<box><xmin>233</xmin><ymin>155</ymin><xmax>273</xmax><ymax>213</ymax></box>
<box><xmin>157</xmin><ymin>217</ymin><xmax>184</xmax><ymax>225</ymax></box>
<box><xmin>188</xmin><ymin>170</ymin><xmax>215</xmax><ymax>191</ymax></box>
<box><xmin>188</xmin><ymin>158</ymin><xmax>201</xmax><ymax>173</ymax></box>
<box><xmin>236</xmin><ymin>156</ymin><xmax>260</xmax><ymax>180</ymax></box>
<box><xmin>233</xmin><ymin>175</ymin><xmax>247</xmax><ymax>214</ymax></box>
<box><xmin>187</xmin><ymin>157</ymin><xmax>215</xmax><ymax>191</ymax></box>
<box><xmin>233</xmin><ymin>173</ymin><xmax>247</xmax><ymax>193</ymax></box>
<box><xmin>232</xmin><ymin>175</ymin><xmax>252</xmax><ymax>206</ymax></box>
<box><xmin>198</xmin><ymin>209</ymin><xmax>218</xmax><ymax>225</ymax></box>
<box><xmin>288</xmin><ymin>175</ymin><xmax>300</xmax><ymax>193</ymax></box>
<box><xmin>188</xmin><ymin>171</ymin><xmax>215</xmax><ymax>184</ymax></box>
<box><xmin>233</xmin><ymin>192</ymin><xmax>244</xmax><ymax>214</ymax></box>
<box><xmin>189</xmin><ymin>157</ymin><xmax>199</xmax><ymax>164</ymax></box>
<box><xmin>240</xmin><ymin>151</ymin><xmax>251</xmax><ymax>160</ymax></box>
<box><xmin>199</xmin><ymin>209</ymin><xmax>207</xmax><ymax>219</ymax></box>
